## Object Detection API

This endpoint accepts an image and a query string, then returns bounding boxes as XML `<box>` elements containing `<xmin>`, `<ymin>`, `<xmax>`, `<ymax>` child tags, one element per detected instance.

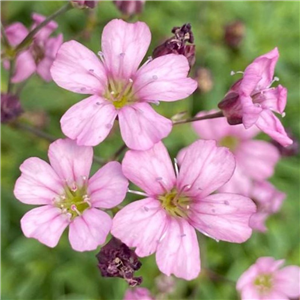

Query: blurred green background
<box><xmin>1</xmin><ymin>1</ymin><xmax>299</xmax><ymax>299</ymax></box>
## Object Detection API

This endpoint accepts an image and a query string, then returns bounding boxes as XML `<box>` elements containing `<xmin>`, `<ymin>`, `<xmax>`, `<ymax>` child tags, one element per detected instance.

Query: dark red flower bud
<box><xmin>71</xmin><ymin>0</ymin><xmax>97</xmax><ymax>9</ymax></box>
<box><xmin>152</xmin><ymin>23</ymin><xmax>196</xmax><ymax>70</ymax></box>
<box><xmin>96</xmin><ymin>237</ymin><xmax>142</xmax><ymax>287</ymax></box>
<box><xmin>1</xmin><ymin>93</ymin><xmax>23</xmax><ymax>123</ymax></box>
<box><xmin>224</xmin><ymin>20</ymin><xmax>245</xmax><ymax>50</ymax></box>
<box><xmin>113</xmin><ymin>1</ymin><xmax>145</xmax><ymax>16</ymax></box>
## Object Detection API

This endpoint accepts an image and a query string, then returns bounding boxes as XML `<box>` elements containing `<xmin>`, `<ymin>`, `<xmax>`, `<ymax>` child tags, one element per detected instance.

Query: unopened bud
<box><xmin>1</xmin><ymin>93</ymin><xmax>23</xmax><ymax>123</ymax></box>
<box><xmin>195</xmin><ymin>67</ymin><xmax>214</xmax><ymax>94</ymax></box>
<box><xmin>224</xmin><ymin>20</ymin><xmax>245</xmax><ymax>50</ymax></box>
<box><xmin>114</xmin><ymin>0</ymin><xmax>145</xmax><ymax>16</ymax></box>
<box><xmin>71</xmin><ymin>0</ymin><xmax>97</xmax><ymax>9</ymax></box>
<box><xmin>152</xmin><ymin>23</ymin><xmax>196</xmax><ymax>70</ymax></box>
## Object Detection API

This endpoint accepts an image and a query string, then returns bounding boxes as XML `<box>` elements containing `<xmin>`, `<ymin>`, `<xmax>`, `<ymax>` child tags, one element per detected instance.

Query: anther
<box><xmin>71</xmin><ymin>204</ymin><xmax>81</xmax><ymax>216</ymax></box>
<box><xmin>156</xmin><ymin>177</ymin><xmax>169</xmax><ymax>192</ymax></box>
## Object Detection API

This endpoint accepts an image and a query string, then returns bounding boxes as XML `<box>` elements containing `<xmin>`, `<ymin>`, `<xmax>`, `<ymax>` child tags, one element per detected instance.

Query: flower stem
<box><xmin>110</xmin><ymin>143</ymin><xmax>127</xmax><ymax>161</ymax></box>
<box><xmin>15</xmin><ymin>2</ymin><xmax>72</xmax><ymax>53</ymax></box>
<box><xmin>1</xmin><ymin>22</ymin><xmax>9</xmax><ymax>47</ymax></box>
<box><xmin>172</xmin><ymin>111</ymin><xmax>224</xmax><ymax>125</ymax></box>
<box><xmin>7</xmin><ymin>59</ymin><xmax>15</xmax><ymax>94</ymax></box>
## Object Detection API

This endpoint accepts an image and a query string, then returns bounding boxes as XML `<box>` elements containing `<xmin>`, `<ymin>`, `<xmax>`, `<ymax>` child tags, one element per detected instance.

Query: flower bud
<box><xmin>114</xmin><ymin>1</ymin><xmax>145</xmax><ymax>16</ymax></box>
<box><xmin>195</xmin><ymin>67</ymin><xmax>214</xmax><ymax>93</ymax></box>
<box><xmin>224</xmin><ymin>20</ymin><xmax>245</xmax><ymax>49</ymax></box>
<box><xmin>71</xmin><ymin>0</ymin><xmax>97</xmax><ymax>9</ymax></box>
<box><xmin>1</xmin><ymin>93</ymin><xmax>23</xmax><ymax>123</ymax></box>
<box><xmin>96</xmin><ymin>237</ymin><xmax>142</xmax><ymax>287</ymax></box>
<box><xmin>152</xmin><ymin>23</ymin><xmax>196</xmax><ymax>69</ymax></box>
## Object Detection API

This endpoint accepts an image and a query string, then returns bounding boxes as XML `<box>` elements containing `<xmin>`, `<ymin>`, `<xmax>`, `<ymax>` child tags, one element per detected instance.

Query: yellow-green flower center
<box><xmin>219</xmin><ymin>135</ymin><xmax>239</xmax><ymax>151</ymax></box>
<box><xmin>54</xmin><ymin>182</ymin><xmax>91</xmax><ymax>220</ymax></box>
<box><xmin>104</xmin><ymin>78</ymin><xmax>136</xmax><ymax>109</ymax></box>
<box><xmin>158</xmin><ymin>188</ymin><xmax>191</xmax><ymax>218</ymax></box>
<box><xmin>254</xmin><ymin>274</ymin><xmax>273</xmax><ymax>295</ymax></box>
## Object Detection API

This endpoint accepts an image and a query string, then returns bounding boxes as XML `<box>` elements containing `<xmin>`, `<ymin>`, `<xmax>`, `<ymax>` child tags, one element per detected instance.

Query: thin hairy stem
<box><xmin>110</xmin><ymin>143</ymin><xmax>127</xmax><ymax>161</ymax></box>
<box><xmin>172</xmin><ymin>111</ymin><xmax>224</xmax><ymax>125</ymax></box>
<box><xmin>1</xmin><ymin>22</ymin><xmax>9</xmax><ymax>47</ymax></box>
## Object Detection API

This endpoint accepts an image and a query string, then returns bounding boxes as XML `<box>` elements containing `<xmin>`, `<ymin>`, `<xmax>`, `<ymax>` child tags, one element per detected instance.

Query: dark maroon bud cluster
<box><xmin>152</xmin><ymin>23</ymin><xmax>196</xmax><ymax>69</ymax></box>
<box><xmin>1</xmin><ymin>93</ymin><xmax>23</xmax><ymax>123</ymax></box>
<box><xmin>96</xmin><ymin>237</ymin><xmax>142</xmax><ymax>287</ymax></box>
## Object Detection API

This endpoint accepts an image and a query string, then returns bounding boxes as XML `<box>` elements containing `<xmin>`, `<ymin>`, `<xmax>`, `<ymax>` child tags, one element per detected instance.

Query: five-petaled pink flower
<box><xmin>249</xmin><ymin>181</ymin><xmax>285</xmax><ymax>232</ymax></box>
<box><xmin>4</xmin><ymin>13</ymin><xmax>63</xmax><ymax>82</ymax></box>
<box><xmin>237</xmin><ymin>257</ymin><xmax>300</xmax><ymax>299</ymax></box>
<box><xmin>192</xmin><ymin>110</ymin><xmax>280</xmax><ymax>196</ymax></box>
<box><xmin>218</xmin><ymin>47</ymin><xmax>293</xmax><ymax>147</ymax></box>
<box><xmin>50</xmin><ymin>19</ymin><xmax>197</xmax><ymax>150</ymax></box>
<box><xmin>111</xmin><ymin>140</ymin><xmax>256</xmax><ymax>280</ymax></box>
<box><xmin>14</xmin><ymin>138</ymin><xmax>128</xmax><ymax>251</ymax></box>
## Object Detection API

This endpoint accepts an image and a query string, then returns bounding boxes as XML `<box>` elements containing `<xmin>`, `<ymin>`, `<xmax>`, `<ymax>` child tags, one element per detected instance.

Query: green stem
<box><xmin>110</xmin><ymin>143</ymin><xmax>127</xmax><ymax>161</ymax></box>
<box><xmin>15</xmin><ymin>2</ymin><xmax>72</xmax><ymax>53</ymax></box>
<box><xmin>172</xmin><ymin>111</ymin><xmax>224</xmax><ymax>125</ymax></box>
<box><xmin>7</xmin><ymin>59</ymin><xmax>15</xmax><ymax>94</ymax></box>
<box><xmin>1</xmin><ymin>22</ymin><xmax>9</xmax><ymax>47</ymax></box>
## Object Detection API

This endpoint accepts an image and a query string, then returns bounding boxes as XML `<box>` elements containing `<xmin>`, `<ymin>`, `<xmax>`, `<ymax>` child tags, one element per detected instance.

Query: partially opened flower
<box><xmin>3</xmin><ymin>13</ymin><xmax>63</xmax><ymax>82</ymax></box>
<box><xmin>218</xmin><ymin>48</ymin><xmax>292</xmax><ymax>147</ymax></box>
<box><xmin>237</xmin><ymin>257</ymin><xmax>300</xmax><ymax>299</ymax></box>
<box><xmin>50</xmin><ymin>19</ymin><xmax>197</xmax><ymax>150</ymax></box>
<box><xmin>14</xmin><ymin>138</ymin><xmax>128</xmax><ymax>251</ymax></box>
<box><xmin>249</xmin><ymin>181</ymin><xmax>285</xmax><ymax>232</ymax></box>
<box><xmin>192</xmin><ymin>110</ymin><xmax>280</xmax><ymax>196</ymax></box>
<box><xmin>112</xmin><ymin>140</ymin><xmax>256</xmax><ymax>280</ymax></box>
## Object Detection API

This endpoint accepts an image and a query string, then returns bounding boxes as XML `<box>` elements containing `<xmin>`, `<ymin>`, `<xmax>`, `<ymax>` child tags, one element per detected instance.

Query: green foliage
<box><xmin>1</xmin><ymin>1</ymin><xmax>299</xmax><ymax>299</ymax></box>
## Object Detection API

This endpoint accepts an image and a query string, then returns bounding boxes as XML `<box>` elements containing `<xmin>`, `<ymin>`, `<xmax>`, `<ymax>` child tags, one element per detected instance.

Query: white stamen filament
<box><xmin>71</xmin><ymin>204</ymin><xmax>81</xmax><ymax>216</ymax></box>
<box><xmin>128</xmin><ymin>189</ymin><xmax>149</xmax><ymax>197</ymax></box>
<box><xmin>173</xmin><ymin>158</ymin><xmax>179</xmax><ymax>177</ymax></box>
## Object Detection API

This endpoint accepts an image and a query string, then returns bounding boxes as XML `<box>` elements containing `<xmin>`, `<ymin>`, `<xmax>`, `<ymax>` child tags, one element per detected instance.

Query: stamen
<box><xmin>230</xmin><ymin>70</ymin><xmax>244</xmax><ymax>76</ymax></box>
<box><xmin>173</xmin><ymin>158</ymin><xmax>179</xmax><ymax>177</ymax></box>
<box><xmin>88</xmin><ymin>69</ymin><xmax>104</xmax><ymax>82</ymax></box>
<box><xmin>282</xmin><ymin>112</ymin><xmax>286</xmax><ymax>118</ymax></box>
<box><xmin>97</xmin><ymin>51</ymin><xmax>105</xmax><ymax>63</ymax></box>
<box><xmin>156</xmin><ymin>177</ymin><xmax>169</xmax><ymax>193</ymax></box>
<box><xmin>71</xmin><ymin>204</ymin><xmax>81</xmax><ymax>216</ymax></box>
<box><xmin>128</xmin><ymin>189</ymin><xmax>149</xmax><ymax>197</ymax></box>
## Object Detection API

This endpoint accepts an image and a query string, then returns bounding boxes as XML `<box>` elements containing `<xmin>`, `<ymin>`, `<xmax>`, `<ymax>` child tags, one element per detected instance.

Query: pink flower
<box><xmin>50</xmin><ymin>19</ymin><xmax>197</xmax><ymax>150</ymax></box>
<box><xmin>192</xmin><ymin>110</ymin><xmax>280</xmax><ymax>196</ymax></box>
<box><xmin>249</xmin><ymin>181</ymin><xmax>285</xmax><ymax>232</ymax></box>
<box><xmin>123</xmin><ymin>287</ymin><xmax>154</xmax><ymax>300</ymax></box>
<box><xmin>4</xmin><ymin>14</ymin><xmax>63</xmax><ymax>83</ymax></box>
<box><xmin>14</xmin><ymin>138</ymin><xmax>128</xmax><ymax>251</ymax></box>
<box><xmin>111</xmin><ymin>140</ymin><xmax>256</xmax><ymax>280</ymax></box>
<box><xmin>218</xmin><ymin>48</ymin><xmax>292</xmax><ymax>147</ymax></box>
<box><xmin>237</xmin><ymin>257</ymin><xmax>300</xmax><ymax>299</ymax></box>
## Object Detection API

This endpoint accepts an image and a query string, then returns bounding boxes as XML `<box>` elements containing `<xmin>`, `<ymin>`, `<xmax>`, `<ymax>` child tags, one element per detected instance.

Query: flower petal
<box><xmin>60</xmin><ymin>95</ymin><xmax>117</xmax><ymax>146</ymax></box>
<box><xmin>48</xmin><ymin>138</ymin><xmax>93</xmax><ymax>185</ymax></box>
<box><xmin>156</xmin><ymin>217</ymin><xmax>200</xmax><ymax>280</ymax></box>
<box><xmin>5</xmin><ymin>22</ymin><xmax>28</xmax><ymax>46</ymax></box>
<box><xmin>14</xmin><ymin>157</ymin><xmax>64</xmax><ymax>205</ymax></box>
<box><xmin>275</xmin><ymin>266</ymin><xmax>300</xmax><ymax>298</ymax></box>
<box><xmin>21</xmin><ymin>205</ymin><xmax>69</xmax><ymax>248</ymax></box>
<box><xmin>101</xmin><ymin>19</ymin><xmax>151</xmax><ymax>80</ymax></box>
<box><xmin>255</xmin><ymin>109</ymin><xmax>293</xmax><ymax>146</ymax></box>
<box><xmin>88</xmin><ymin>161</ymin><xmax>128</xmax><ymax>208</ymax></box>
<box><xmin>189</xmin><ymin>193</ymin><xmax>256</xmax><ymax>243</ymax></box>
<box><xmin>69</xmin><ymin>208</ymin><xmax>111</xmax><ymax>251</ymax></box>
<box><xmin>31</xmin><ymin>13</ymin><xmax>57</xmax><ymax>41</ymax></box>
<box><xmin>236</xmin><ymin>140</ymin><xmax>280</xmax><ymax>180</ymax></box>
<box><xmin>133</xmin><ymin>54</ymin><xmax>197</xmax><ymax>102</ymax></box>
<box><xmin>122</xmin><ymin>141</ymin><xmax>176</xmax><ymax>195</ymax></box>
<box><xmin>177</xmin><ymin>140</ymin><xmax>236</xmax><ymax>198</ymax></box>
<box><xmin>118</xmin><ymin>102</ymin><xmax>172</xmax><ymax>150</ymax></box>
<box><xmin>51</xmin><ymin>40</ymin><xmax>107</xmax><ymax>94</ymax></box>
<box><xmin>12</xmin><ymin>50</ymin><xmax>36</xmax><ymax>83</ymax></box>
<box><xmin>111</xmin><ymin>198</ymin><xmax>167</xmax><ymax>257</ymax></box>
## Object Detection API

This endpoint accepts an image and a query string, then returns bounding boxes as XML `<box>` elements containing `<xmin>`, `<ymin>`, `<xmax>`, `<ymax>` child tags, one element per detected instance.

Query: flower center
<box><xmin>104</xmin><ymin>78</ymin><xmax>136</xmax><ymax>109</ymax></box>
<box><xmin>158</xmin><ymin>188</ymin><xmax>191</xmax><ymax>218</ymax></box>
<box><xmin>254</xmin><ymin>274</ymin><xmax>273</xmax><ymax>295</ymax></box>
<box><xmin>219</xmin><ymin>135</ymin><xmax>239</xmax><ymax>152</ymax></box>
<box><xmin>53</xmin><ymin>180</ymin><xmax>91</xmax><ymax>220</ymax></box>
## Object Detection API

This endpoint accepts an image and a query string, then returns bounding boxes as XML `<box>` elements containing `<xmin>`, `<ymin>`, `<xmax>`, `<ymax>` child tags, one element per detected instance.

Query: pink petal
<box><xmin>14</xmin><ymin>157</ymin><xmax>64</xmax><ymax>205</ymax></box>
<box><xmin>48</xmin><ymin>138</ymin><xmax>93</xmax><ymax>185</ymax></box>
<box><xmin>37</xmin><ymin>34</ymin><xmax>63</xmax><ymax>82</ymax></box>
<box><xmin>101</xmin><ymin>19</ymin><xmax>151</xmax><ymax>80</ymax></box>
<box><xmin>133</xmin><ymin>54</ymin><xmax>197</xmax><ymax>102</ymax></box>
<box><xmin>111</xmin><ymin>198</ymin><xmax>167</xmax><ymax>257</ymax></box>
<box><xmin>238</xmin><ymin>284</ymin><xmax>263</xmax><ymax>300</ymax></box>
<box><xmin>118</xmin><ymin>102</ymin><xmax>172</xmax><ymax>150</ymax></box>
<box><xmin>255</xmin><ymin>109</ymin><xmax>293</xmax><ymax>146</ymax></box>
<box><xmin>11</xmin><ymin>50</ymin><xmax>36</xmax><ymax>83</ymax></box>
<box><xmin>256</xmin><ymin>257</ymin><xmax>285</xmax><ymax>273</ymax></box>
<box><xmin>50</xmin><ymin>40</ymin><xmax>107</xmax><ymax>94</ymax></box>
<box><xmin>156</xmin><ymin>217</ymin><xmax>200</xmax><ymax>280</ymax></box>
<box><xmin>21</xmin><ymin>205</ymin><xmax>69</xmax><ymax>248</ymax></box>
<box><xmin>236</xmin><ymin>140</ymin><xmax>280</xmax><ymax>180</ymax></box>
<box><xmin>241</xmin><ymin>95</ymin><xmax>263</xmax><ymax>129</ymax></box>
<box><xmin>60</xmin><ymin>95</ymin><xmax>117</xmax><ymax>146</ymax></box>
<box><xmin>124</xmin><ymin>288</ymin><xmax>154</xmax><ymax>300</ymax></box>
<box><xmin>241</xmin><ymin>47</ymin><xmax>279</xmax><ymax>95</ymax></box>
<box><xmin>189</xmin><ymin>193</ymin><xmax>256</xmax><ymax>243</ymax></box>
<box><xmin>275</xmin><ymin>266</ymin><xmax>300</xmax><ymax>298</ymax></box>
<box><xmin>5</xmin><ymin>22</ymin><xmax>28</xmax><ymax>46</ymax></box>
<box><xmin>236</xmin><ymin>264</ymin><xmax>259</xmax><ymax>291</ymax></box>
<box><xmin>88</xmin><ymin>161</ymin><xmax>128</xmax><ymax>209</ymax></box>
<box><xmin>69</xmin><ymin>208</ymin><xmax>111</xmax><ymax>251</ymax></box>
<box><xmin>122</xmin><ymin>141</ymin><xmax>176</xmax><ymax>195</ymax></box>
<box><xmin>31</xmin><ymin>13</ymin><xmax>58</xmax><ymax>41</ymax></box>
<box><xmin>177</xmin><ymin>140</ymin><xmax>236</xmax><ymax>198</ymax></box>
